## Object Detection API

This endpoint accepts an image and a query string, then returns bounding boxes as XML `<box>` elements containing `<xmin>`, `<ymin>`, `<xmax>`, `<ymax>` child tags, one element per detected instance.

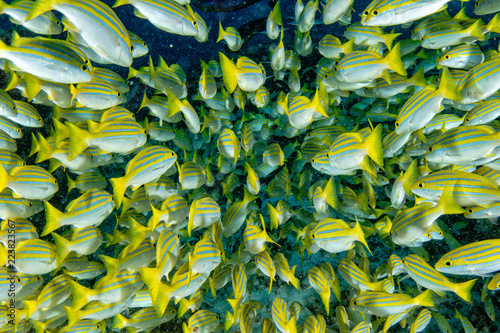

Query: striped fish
<box><xmin>110</xmin><ymin>146</ymin><xmax>176</xmax><ymax>207</ymax></box>
<box><xmin>113</xmin><ymin>306</ymin><xmax>175</xmax><ymax>332</ymax></box>
<box><xmin>42</xmin><ymin>189</ymin><xmax>114</xmax><ymax>236</ymax></box>
<box><xmin>435</xmin><ymin>239</ymin><xmax>500</xmax><ymax>276</ymax></box>
<box><xmin>0</xmin><ymin>164</ymin><xmax>58</xmax><ymax>200</ymax></box>
<box><xmin>63</xmin><ymin>261</ymin><xmax>105</xmax><ymax>280</ymax></box>
<box><xmin>243</xmin><ymin>214</ymin><xmax>277</xmax><ymax>255</ymax></box>
<box><xmin>344</xmin><ymin>22</ymin><xmax>400</xmax><ymax>49</ymax></box>
<box><xmin>272</xmin><ymin>298</ymin><xmax>297</xmax><ymax>333</ymax></box>
<box><xmin>455</xmin><ymin>309</ymin><xmax>477</xmax><ymax>333</ymax></box>
<box><xmin>307</xmin><ymin>266</ymin><xmax>331</xmax><ymax>315</ymax></box>
<box><xmin>403</xmin><ymin>254</ymin><xmax>476</xmax><ymax>301</ymax></box>
<box><xmin>27</xmin><ymin>0</ymin><xmax>132</xmax><ymax>66</ymax></box>
<box><xmin>463</xmin><ymin>99</ymin><xmax>500</xmax><ymax>126</ymax></box>
<box><xmin>410</xmin><ymin>308</ymin><xmax>432</xmax><ymax>333</ymax></box>
<box><xmin>411</xmin><ymin>170</ymin><xmax>500</xmax><ymax>207</ymax></box>
<box><xmin>0</xmin><ymin>33</ymin><xmax>91</xmax><ymax>84</ymax></box>
<box><xmin>15</xmin><ymin>239</ymin><xmax>57</xmax><ymax>275</ymax></box>
<box><xmin>187</xmin><ymin>237</ymin><xmax>221</xmax><ymax>286</ymax></box>
<box><xmin>439</xmin><ymin>43</ymin><xmax>485</xmax><ymax>70</ymax></box>
<box><xmin>338</xmin><ymin>258</ymin><xmax>390</xmax><ymax>292</ymax></box>
<box><xmin>352</xmin><ymin>289</ymin><xmax>435</xmax><ymax>317</ymax></box>
<box><xmin>182</xmin><ymin>310</ymin><xmax>219</xmax><ymax>333</ymax></box>
<box><xmin>217</xmin><ymin>128</ymin><xmax>240</xmax><ymax>163</ymax></box>
<box><xmin>70</xmin><ymin>79</ymin><xmax>122</xmax><ymax>110</ymax></box>
<box><xmin>8</xmin><ymin>100</ymin><xmax>42</xmax><ymax>127</ymax></box>
<box><xmin>255</xmin><ymin>249</ymin><xmax>275</xmax><ymax>294</ymax></box>
<box><xmin>421</xmin><ymin>20</ymin><xmax>484</xmax><ymax>50</ymax></box>
<box><xmin>312</xmin><ymin>218</ymin><xmax>371</xmax><ymax>254</ymax></box>
<box><xmin>219</xmin><ymin>53</ymin><xmax>265</xmax><ymax>93</ymax></box>
<box><xmin>287</xmin><ymin>91</ymin><xmax>328</xmax><ymax>129</ymax></box>
<box><xmin>66</xmin><ymin>119</ymin><xmax>147</xmax><ymax>161</ymax></box>
<box><xmin>51</xmin><ymin>226</ymin><xmax>102</xmax><ymax>265</ymax></box>
<box><xmin>0</xmin><ymin>109</ymin><xmax>23</xmax><ymax>139</ymax></box>
<box><xmin>457</xmin><ymin>58</ymin><xmax>500</xmax><ymax>104</ymax></box>
<box><xmin>217</xmin><ymin>21</ymin><xmax>242</xmax><ymax>51</ymax></box>
<box><xmin>64</xmin><ymin>301</ymin><xmax>130</xmax><ymax>328</ymax></box>
<box><xmin>362</xmin><ymin>0</ymin><xmax>456</xmax><ymax>26</ymax></box>
<box><xmin>167</xmin><ymin>90</ymin><xmax>199</xmax><ymax>134</ymax></box>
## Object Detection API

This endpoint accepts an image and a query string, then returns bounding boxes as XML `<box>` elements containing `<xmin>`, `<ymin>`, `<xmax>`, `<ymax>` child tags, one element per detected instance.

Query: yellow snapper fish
<box><xmin>402</xmin><ymin>254</ymin><xmax>477</xmax><ymax>302</ymax></box>
<box><xmin>307</xmin><ymin>266</ymin><xmax>331</xmax><ymax>315</ymax></box>
<box><xmin>475</xmin><ymin>0</ymin><xmax>500</xmax><ymax>15</ymax></box>
<box><xmin>187</xmin><ymin>196</ymin><xmax>221</xmax><ymax>236</ymax></box>
<box><xmin>217</xmin><ymin>21</ymin><xmax>243</xmax><ymax>52</ymax></box>
<box><xmin>286</xmin><ymin>90</ymin><xmax>329</xmax><ymax>129</ymax></box>
<box><xmin>0</xmin><ymin>164</ymin><xmax>58</xmax><ymax>200</ymax></box>
<box><xmin>222</xmin><ymin>187</ymin><xmax>259</xmax><ymax>237</ymax></box>
<box><xmin>0</xmin><ymin>33</ymin><xmax>92</xmax><ymax>84</ymax></box>
<box><xmin>182</xmin><ymin>309</ymin><xmax>219</xmax><ymax>333</ymax></box>
<box><xmin>272</xmin><ymin>298</ymin><xmax>297</xmax><ymax>333</ymax></box>
<box><xmin>352</xmin><ymin>289</ymin><xmax>435</xmax><ymax>317</ymax></box>
<box><xmin>66</xmin><ymin>119</ymin><xmax>147</xmax><ymax>161</ymax></box>
<box><xmin>435</xmin><ymin>238</ymin><xmax>500</xmax><ymax>277</ymax></box>
<box><xmin>243</xmin><ymin>214</ymin><xmax>278</xmax><ymax>254</ymax></box>
<box><xmin>312</xmin><ymin>218</ymin><xmax>371</xmax><ymax>254</ymax></box>
<box><xmin>70</xmin><ymin>79</ymin><xmax>123</xmax><ymax>109</ymax></box>
<box><xmin>167</xmin><ymin>90</ymin><xmax>200</xmax><ymax>134</ymax></box>
<box><xmin>114</xmin><ymin>0</ymin><xmax>197</xmax><ymax>36</ymax></box>
<box><xmin>112</xmin><ymin>307</ymin><xmax>176</xmax><ymax>332</ymax></box>
<box><xmin>327</xmin><ymin>124</ymin><xmax>384</xmax><ymax>171</ymax></box>
<box><xmin>219</xmin><ymin>52</ymin><xmax>265</xmax><ymax>93</ymax></box>
<box><xmin>0</xmin><ymin>0</ymin><xmax>61</xmax><ymax>35</ymax></box>
<box><xmin>327</xmin><ymin>44</ymin><xmax>407</xmax><ymax>89</ymax></box>
<box><xmin>42</xmin><ymin>189</ymin><xmax>114</xmax><ymax>236</ymax></box>
<box><xmin>14</xmin><ymin>239</ymin><xmax>57</xmax><ymax>275</ymax></box>
<box><xmin>361</xmin><ymin>0</ymin><xmax>464</xmax><ymax>26</ymax></box>
<box><xmin>186</xmin><ymin>236</ymin><xmax>221</xmax><ymax>286</ymax></box>
<box><xmin>110</xmin><ymin>145</ymin><xmax>177</xmax><ymax>208</ymax></box>
<box><xmin>27</xmin><ymin>0</ymin><xmax>133</xmax><ymax>66</ymax></box>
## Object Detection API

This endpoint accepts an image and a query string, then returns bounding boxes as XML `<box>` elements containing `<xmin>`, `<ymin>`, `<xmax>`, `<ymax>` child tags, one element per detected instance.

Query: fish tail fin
<box><xmin>0</xmin><ymin>164</ymin><xmax>9</xmax><ymax>193</ymax></box>
<box><xmin>66</xmin><ymin>121</ymin><xmax>90</xmax><ymax>161</ymax></box>
<box><xmin>289</xmin><ymin>265</ymin><xmax>300</xmax><ymax>290</ymax></box>
<box><xmin>182</xmin><ymin>322</ymin><xmax>189</xmax><ymax>333</ymax></box>
<box><xmin>112</xmin><ymin>313</ymin><xmax>128</xmax><ymax>330</ymax></box>
<box><xmin>112</xmin><ymin>0</ymin><xmax>129</xmax><ymax>7</ymax></box>
<box><xmin>35</xmin><ymin>135</ymin><xmax>53</xmax><ymax>163</ymax></box>
<box><xmin>64</xmin><ymin>306</ymin><xmax>83</xmax><ymax>330</ymax></box>
<box><xmin>243</xmin><ymin>186</ymin><xmax>259</xmax><ymax>204</ymax></box>
<box><xmin>66</xmin><ymin>173</ymin><xmax>75</xmax><ymax>195</ymax></box>
<box><xmin>342</xmin><ymin>38</ymin><xmax>355</xmax><ymax>55</ymax></box>
<box><xmin>486</xmin><ymin>13</ymin><xmax>500</xmax><ymax>33</ymax></box>
<box><xmin>155</xmin><ymin>282</ymin><xmax>171</xmax><ymax>317</ymax></box>
<box><xmin>99</xmin><ymin>254</ymin><xmax>120</xmax><ymax>278</ymax></box>
<box><xmin>455</xmin><ymin>278</ymin><xmax>477</xmax><ymax>302</ymax></box>
<box><xmin>52</xmin><ymin>118</ymin><xmax>68</xmax><ymax>144</ymax></box>
<box><xmin>139</xmin><ymin>266</ymin><xmax>161</xmax><ymax>305</ymax></box>
<box><xmin>110</xmin><ymin>176</ymin><xmax>126</xmax><ymax>209</ymax></box>
<box><xmin>28</xmin><ymin>132</ymin><xmax>39</xmax><ymax>158</ymax></box>
<box><xmin>268</xmin><ymin>202</ymin><xmax>279</xmax><ymax>230</ymax></box>
<box><xmin>127</xmin><ymin>66</ymin><xmax>138</xmax><ymax>80</ymax></box>
<box><xmin>0</xmin><ymin>0</ymin><xmax>8</xmax><ymax>13</ymax></box>
<box><xmin>23</xmin><ymin>73</ymin><xmax>42</xmax><ymax>102</ymax></box>
<box><xmin>67</xmin><ymin>279</ymin><xmax>93</xmax><ymax>310</ymax></box>
<box><xmin>438</xmin><ymin>67</ymin><xmax>461</xmax><ymax>101</ymax></box>
<box><xmin>364</xmin><ymin>124</ymin><xmax>384</xmax><ymax>167</ymax></box>
<box><xmin>311</xmin><ymin>88</ymin><xmax>328</xmax><ymax>117</ymax></box>
<box><xmin>414</xmin><ymin>289</ymin><xmax>435</xmax><ymax>308</ymax></box>
<box><xmin>438</xmin><ymin>185</ymin><xmax>464</xmax><ymax>215</ymax></box>
<box><xmin>187</xmin><ymin>252</ymin><xmax>193</xmax><ymax>288</ymax></box>
<box><xmin>22</xmin><ymin>300</ymin><xmax>37</xmax><ymax>320</ymax></box>
<box><xmin>216</xmin><ymin>21</ymin><xmax>226</xmax><ymax>43</ymax></box>
<box><xmin>324</xmin><ymin>176</ymin><xmax>339</xmax><ymax>209</ymax></box>
<box><xmin>51</xmin><ymin>232</ymin><xmax>71</xmax><ymax>266</ymax></box>
<box><xmin>319</xmin><ymin>290</ymin><xmax>330</xmax><ymax>316</ymax></box>
<box><xmin>383</xmin><ymin>32</ymin><xmax>401</xmax><ymax>51</ymax></box>
<box><xmin>41</xmin><ymin>201</ymin><xmax>63</xmax><ymax>236</ymax></box>
<box><xmin>385</xmin><ymin>43</ymin><xmax>407</xmax><ymax>76</ymax></box>
<box><xmin>270</xmin><ymin>1</ymin><xmax>282</xmax><ymax>25</ymax></box>
<box><xmin>465</xmin><ymin>19</ymin><xmax>485</xmax><ymax>40</ymax></box>
<box><xmin>177</xmin><ymin>298</ymin><xmax>190</xmax><ymax>318</ymax></box>
<box><xmin>219</xmin><ymin>52</ymin><xmax>238</xmax><ymax>94</ymax></box>
<box><xmin>139</xmin><ymin>90</ymin><xmax>149</xmax><ymax>110</ymax></box>
<box><xmin>411</xmin><ymin>67</ymin><xmax>428</xmax><ymax>87</ymax></box>
<box><xmin>25</xmin><ymin>0</ymin><xmax>54</xmax><ymax>21</ymax></box>
<box><xmin>354</xmin><ymin>218</ymin><xmax>372</xmax><ymax>256</ymax></box>
<box><xmin>149</xmin><ymin>204</ymin><xmax>162</xmax><ymax>230</ymax></box>
<box><xmin>127</xmin><ymin>217</ymin><xmax>147</xmax><ymax>251</ymax></box>
<box><xmin>402</xmin><ymin>159</ymin><xmax>418</xmax><ymax>196</ymax></box>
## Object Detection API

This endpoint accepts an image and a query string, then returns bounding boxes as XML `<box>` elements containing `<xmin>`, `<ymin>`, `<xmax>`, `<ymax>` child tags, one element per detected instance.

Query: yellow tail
<box><xmin>41</xmin><ymin>201</ymin><xmax>63</xmax><ymax>236</ymax></box>
<box><xmin>414</xmin><ymin>289</ymin><xmax>435</xmax><ymax>308</ymax></box>
<box><xmin>110</xmin><ymin>176</ymin><xmax>126</xmax><ymax>209</ymax></box>
<box><xmin>454</xmin><ymin>278</ymin><xmax>477</xmax><ymax>302</ymax></box>
<box><xmin>0</xmin><ymin>164</ymin><xmax>9</xmax><ymax>193</ymax></box>
<box><xmin>353</xmin><ymin>219</ymin><xmax>372</xmax><ymax>256</ymax></box>
<box><xmin>437</xmin><ymin>67</ymin><xmax>462</xmax><ymax>101</ymax></box>
<box><xmin>35</xmin><ymin>135</ymin><xmax>53</xmax><ymax>163</ymax></box>
<box><xmin>437</xmin><ymin>185</ymin><xmax>465</xmax><ymax>215</ymax></box>
<box><xmin>51</xmin><ymin>232</ymin><xmax>71</xmax><ymax>265</ymax></box>
<box><xmin>64</xmin><ymin>305</ymin><xmax>82</xmax><ymax>329</ymax></box>
<box><xmin>324</xmin><ymin>176</ymin><xmax>339</xmax><ymax>209</ymax></box>
<box><xmin>411</xmin><ymin>67</ymin><xmax>428</xmax><ymax>87</ymax></box>
<box><xmin>112</xmin><ymin>313</ymin><xmax>128</xmax><ymax>330</ymax></box>
<box><xmin>66</xmin><ymin>122</ymin><xmax>90</xmax><ymax>161</ymax></box>
<box><xmin>384</xmin><ymin>43</ymin><xmax>407</xmax><ymax>76</ymax></box>
<box><xmin>67</xmin><ymin>279</ymin><xmax>93</xmax><ymax>310</ymax></box>
<box><xmin>364</xmin><ymin>124</ymin><xmax>384</xmax><ymax>167</ymax></box>
<box><xmin>219</xmin><ymin>52</ymin><xmax>238</xmax><ymax>94</ymax></box>
<box><xmin>216</xmin><ymin>21</ymin><xmax>226</xmax><ymax>43</ymax></box>
<box><xmin>25</xmin><ymin>0</ymin><xmax>54</xmax><ymax>21</ymax></box>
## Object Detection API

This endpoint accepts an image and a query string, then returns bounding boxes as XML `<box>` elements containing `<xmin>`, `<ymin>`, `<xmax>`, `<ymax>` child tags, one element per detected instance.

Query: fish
<box><xmin>435</xmin><ymin>239</ymin><xmax>500</xmax><ymax>276</ymax></box>
<box><xmin>271</xmin><ymin>298</ymin><xmax>297</xmax><ymax>333</ymax></box>
<box><xmin>219</xmin><ymin>52</ymin><xmax>265</xmax><ymax>93</ymax></box>
<box><xmin>27</xmin><ymin>0</ymin><xmax>132</xmax><ymax>66</ymax></box>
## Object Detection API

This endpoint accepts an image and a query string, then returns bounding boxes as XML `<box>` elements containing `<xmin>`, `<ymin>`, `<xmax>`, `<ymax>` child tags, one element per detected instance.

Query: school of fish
<box><xmin>0</xmin><ymin>0</ymin><xmax>498</xmax><ymax>332</ymax></box>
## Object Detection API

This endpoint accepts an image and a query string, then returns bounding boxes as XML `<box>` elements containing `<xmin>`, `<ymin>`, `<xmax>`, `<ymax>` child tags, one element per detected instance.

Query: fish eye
<box><xmin>193</xmin><ymin>20</ymin><xmax>197</xmax><ymax>26</ymax></box>
<box><xmin>82</xmin><ymin>65</ymin><xmax>88</xmax><ymax>71</ymax></box>
<box><xmin>395</xmin><ymin>121</ymin><xmax>400</xmax><ymax>127</ymax></box>
<box><xmin>364</xmin><ymin>10</ymin><xmax>369</xmax><ymax>15</ymax></box>
<box><xmin>466</xmin><ymin>118</ymin><xmax>470</xmax><ymax>122</ymax></box>
<box><xmin>117</xmin><ymin>92</ymin><xmax>121</xmax><ymax>97</ymax></box>
<box><xmin>312</xmin><ymin>158</ymin><xmax>315</xmax><ymax>163</ymax></box>
<box><xmin>54</xmin><ymin>179</ymin><xmax>58</xmax><ymax>184</ymax></box>
<box><xmin>418</xmin><ymin>183</ymin><xmax>423</xmax><ymax>188</ymax></box>
<box><xmin>373</xmin><ymin>10</ymin><xmax>379</xmax><ymax>16</ymax></box>
<box><xmin>56</xmin><ymin>20</ymin><xmax>60</xmax><ymax>25</ymax></box>
<box><xmin>84</xmin><ymin>59</ymin><xmax>89</xmax><ymax>64</ymax></box>
<box><xmin>171</xmin><ymin>152</ymin><xmax>175</xmax><ymax>157</ymax></box>
<box><xmin>445</xmin><ymin>261</ymin><xmax>452</xmax><ymax>267</ymax></box>
<box><xmin>428</xmin><ymin>146</ymin><xmax>433</xmax><ymax>152</ymax></box>
<box><xmin>445</xmin><ymin>55</ymin><xmax>450</xmax><ymax>60</ymax></box>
